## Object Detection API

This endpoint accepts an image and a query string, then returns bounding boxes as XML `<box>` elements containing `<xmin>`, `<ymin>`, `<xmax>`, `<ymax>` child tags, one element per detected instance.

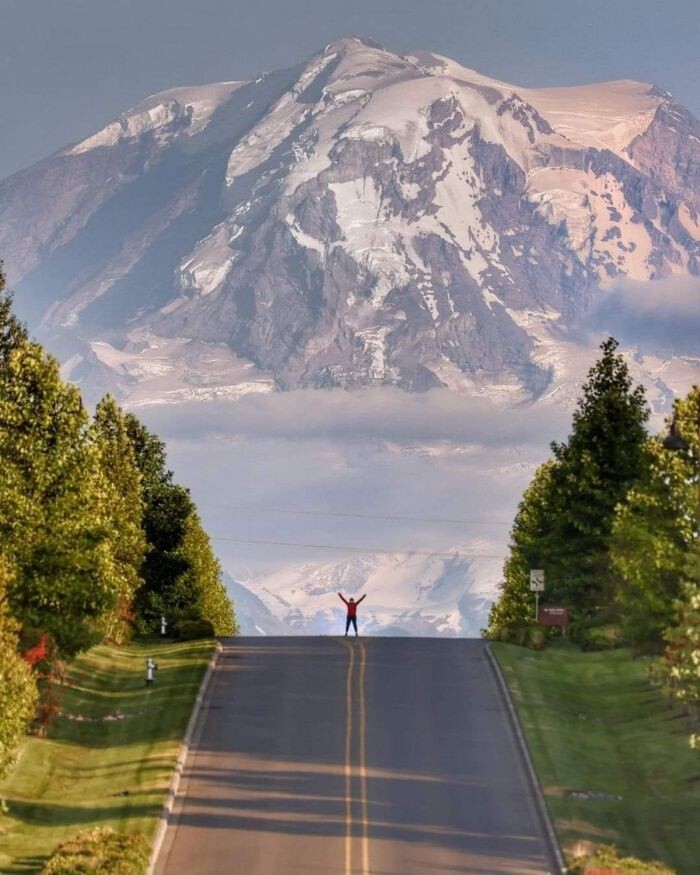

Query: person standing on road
<box><xmin>338</xmin><ymin>593</ymin><xmax>366</xmax><ymax>636</ymax></box>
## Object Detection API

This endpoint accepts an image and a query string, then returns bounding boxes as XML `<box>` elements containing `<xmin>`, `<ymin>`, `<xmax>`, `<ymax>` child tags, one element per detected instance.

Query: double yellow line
<box><xmin>340</xmin><ymin>638</ymin><xmax>370</xmax><ymax>875</ymax></box>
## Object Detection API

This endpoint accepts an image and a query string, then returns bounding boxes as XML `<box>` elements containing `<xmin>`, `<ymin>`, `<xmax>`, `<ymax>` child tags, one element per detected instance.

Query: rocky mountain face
<box><xmin>2</xmin><ymin>37</ymin><xmax>698</xmax><ymax>404</ymax></box>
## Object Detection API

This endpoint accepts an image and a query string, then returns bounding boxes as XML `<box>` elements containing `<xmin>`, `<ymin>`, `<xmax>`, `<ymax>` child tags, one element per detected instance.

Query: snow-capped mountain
<box><xmin>3</xmin><ymin>36</ymin><xmax>699</xmax><ymax>635</ymax></box>
<box><xmin>241</xmin><ymin>545</ymin><xmax>502</xmax><ymax>637</ymax></box>
<box><xmin>2</xmin><ymin>36</ymin><xmax>699</xmax><ymax>404</ymax></box>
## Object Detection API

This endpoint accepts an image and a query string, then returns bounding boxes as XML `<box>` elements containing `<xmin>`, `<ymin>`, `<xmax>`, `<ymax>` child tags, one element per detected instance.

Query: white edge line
<box><xmin>147</xmin><ymin>641</ymin><xmax>223</xmax><ymax>875</ymax></box>
<box><xmin>486</xmin><ymin>643</ymin><xmax>566</xmax><ymax>875</ymax></box>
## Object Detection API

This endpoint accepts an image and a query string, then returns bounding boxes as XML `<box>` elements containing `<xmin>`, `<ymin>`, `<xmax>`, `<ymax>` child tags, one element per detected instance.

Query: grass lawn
<box><xmin>492</xmin><ymin>641</ymin><xmax>700</xmax><ymax>875</ymax></box>
<box><xmin>0</xmin><ymin>639</ymin><xmax>214</xmax><ymax>874</ymax></box>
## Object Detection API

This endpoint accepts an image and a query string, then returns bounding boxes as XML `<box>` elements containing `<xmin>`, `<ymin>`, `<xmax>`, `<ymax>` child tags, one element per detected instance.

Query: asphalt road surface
<box><xmin>155</xmin><ymin>638</ymin><xmax>557</xmax><ymax>875</ymax></box>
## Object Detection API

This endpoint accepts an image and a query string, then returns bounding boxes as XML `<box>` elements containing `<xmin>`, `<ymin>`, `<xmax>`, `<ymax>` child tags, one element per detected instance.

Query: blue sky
<box><xmin>1</xmin><ymin>0</ymin><xmax>698</xmax><ymax>180</ymax></box>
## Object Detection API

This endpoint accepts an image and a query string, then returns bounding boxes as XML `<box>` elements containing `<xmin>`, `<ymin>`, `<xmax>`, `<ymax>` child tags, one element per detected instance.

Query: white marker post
<box><xmin>146</xmin><ymin>658</ymin><xmax>156</xmax><ymax>686</ymax></box>
<box><xmin>529</xmin><ymin>569</ymin><xmax>545</xmax><ymax>621</ymax></box>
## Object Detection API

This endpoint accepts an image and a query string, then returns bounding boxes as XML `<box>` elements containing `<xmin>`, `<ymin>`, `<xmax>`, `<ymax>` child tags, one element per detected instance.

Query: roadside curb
<box><xmin>486</xmin><ymin>644</ymin><xmax>567</xmax><ymax>875</ymax></box>
<box><xmin>147</xmin><ymin>640</ymin><xmax>222</xmax><ymax>875</ymax></box>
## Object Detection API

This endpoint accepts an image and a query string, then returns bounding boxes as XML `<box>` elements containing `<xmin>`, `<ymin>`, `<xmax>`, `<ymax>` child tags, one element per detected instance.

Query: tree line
<box><xmin>486</xmin><ymin>337</ymin><xmax>700</xmax><ymax>747</ymax></box>
<box><xmin>0</xmin><ymin>266</ymin><xmax>237</xmax><ymax>780</ymax></box>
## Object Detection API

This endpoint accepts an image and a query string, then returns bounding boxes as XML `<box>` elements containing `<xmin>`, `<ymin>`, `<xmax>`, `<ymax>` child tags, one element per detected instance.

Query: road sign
<box><xmin>538</xmin><ymin>606</ymin><xmax>570</xmax><ymax>627</ymax></box>
<box><xmin>529</xmin><ymin>569</ymin><xmax>545</xmax><ymax>592</ymax></box>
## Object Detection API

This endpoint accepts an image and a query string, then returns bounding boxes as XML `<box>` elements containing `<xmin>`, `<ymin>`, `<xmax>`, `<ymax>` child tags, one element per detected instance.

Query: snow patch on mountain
<box><xmin>522</xmin><ymin>80</ymin><xmax>662</xmax><ymax>154</ymax></box>
<box><xmin>179</xmin><ymin>225</ymin><xmax>237</xmax><ymax>296</ymax></box>
<box><xmin>67</xmin><ymin>334</ymin><xmax>275</xmax><ymax>406</ymax></box>
<box><xmin>70</xmin><ymin>82</ymin><xmax>246</xmax><ymax>154</ymax></box>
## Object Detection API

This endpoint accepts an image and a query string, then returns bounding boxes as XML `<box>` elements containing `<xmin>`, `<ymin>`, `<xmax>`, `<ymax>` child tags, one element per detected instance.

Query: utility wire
<box><xmin>209</xmin><ymin>535</ymin><xmax>507</xmax><ymax>559</ymax></box>
<box><xmin>203</xmin><ymin>503</ymin><xmax>512</xmax><ymax>527</ymax></box>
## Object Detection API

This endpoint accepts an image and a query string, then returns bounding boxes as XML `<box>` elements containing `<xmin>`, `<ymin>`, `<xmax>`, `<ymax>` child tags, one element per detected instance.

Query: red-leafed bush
<box><xmin>23</xmin><ymin>633</ymin><xmax>49</xmax><ymax>668</ymax></box>
<box><xmin>19</xmin><ymin>628</ymin><xmax>57</xmax><ymax>677</ymax></box>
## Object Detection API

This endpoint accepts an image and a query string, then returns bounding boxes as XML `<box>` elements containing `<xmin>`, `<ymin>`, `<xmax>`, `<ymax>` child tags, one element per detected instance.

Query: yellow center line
<box><xmin>337</xmin><ymin>637</ymin><xmax>371</xmax><ymax>875</ymax></box>
<box><xmin>342</xmin><ymin>640</ymin><xmax>355</xmax><ymax>875</ymax></box>
<box><xmin>358</xmin><ymin>639</ymin><xmax>370</xmax><ymax>875</ymax></box>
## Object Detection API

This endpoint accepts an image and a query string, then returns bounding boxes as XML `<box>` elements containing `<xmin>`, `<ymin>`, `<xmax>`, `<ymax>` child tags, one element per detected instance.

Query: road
<box><xmin>155</xmin><ymin>638</ymin><xmax>557</xmax><ymax>875</ymax></box>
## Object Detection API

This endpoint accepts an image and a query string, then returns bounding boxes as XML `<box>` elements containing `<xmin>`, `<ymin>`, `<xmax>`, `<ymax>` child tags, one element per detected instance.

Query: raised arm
<box><xmin>356</xmin><ymin>594</ymin><xmax>366</xmax><ymax>604</ymax></box>
<box><xmin>338</xmin><ymin>593</ymin><xmax>348</xmax><ymax>605</ymax></box>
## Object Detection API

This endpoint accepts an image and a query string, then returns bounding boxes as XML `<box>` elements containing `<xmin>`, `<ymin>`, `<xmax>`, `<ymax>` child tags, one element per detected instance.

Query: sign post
<box><xmin>529</xmin><ymin>569</ymin><xmax>545</xmax><ymax>621</ymax></box>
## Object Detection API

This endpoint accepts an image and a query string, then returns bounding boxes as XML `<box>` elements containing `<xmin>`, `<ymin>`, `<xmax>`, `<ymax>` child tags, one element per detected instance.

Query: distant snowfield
<box><xmin>242</xmin><ymin>546</ymin><xmax>503</xmax><ymax>638</ymax></box>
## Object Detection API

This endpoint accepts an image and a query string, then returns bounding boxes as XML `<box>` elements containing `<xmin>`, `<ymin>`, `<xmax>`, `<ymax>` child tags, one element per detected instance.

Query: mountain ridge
<box><xmin>0</xmin><ymin>36</ymin><xmax>698</xmax><ymax>406</ymax></box>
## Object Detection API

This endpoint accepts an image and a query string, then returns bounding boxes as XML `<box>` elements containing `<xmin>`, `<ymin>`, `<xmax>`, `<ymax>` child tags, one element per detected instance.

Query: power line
<box><xmin>209</xmin><ymin>535</ymin><xmax>507</xmax><ymax>559</ymax></box>
<box><xmin>203</xmin><ymin>503</ymin><xmax>512</xmax><ymax>527</ymax></box>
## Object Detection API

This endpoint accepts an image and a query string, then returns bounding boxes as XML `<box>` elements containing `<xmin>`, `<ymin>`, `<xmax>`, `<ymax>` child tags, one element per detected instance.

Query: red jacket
<box><xmin>339</xmin><ymin>594</ymin><xmax>365</xmax><ymax>617</ymax></box>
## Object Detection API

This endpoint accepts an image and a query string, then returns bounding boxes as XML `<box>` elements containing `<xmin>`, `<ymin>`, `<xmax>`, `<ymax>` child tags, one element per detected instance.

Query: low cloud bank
<box><xmin>140</xmin><ymin>387</ymin><xmax>569</xmax><ymax>448</ymax></box>
<box><xmin>587</xmin><ymin>275</ymin><xmax>700</xmax><ymax>354</ymax></box>
<box><xmin>135</xmin><ymin>388</ymin><xmax>566</xmax><ymax>577</ymax></box>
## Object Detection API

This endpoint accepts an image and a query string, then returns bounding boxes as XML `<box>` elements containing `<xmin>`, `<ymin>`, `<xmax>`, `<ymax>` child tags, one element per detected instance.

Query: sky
<box><xmin>2</xmin><ymin>0</ymin><xmax>699</xmax><ymax>181</ymax></box>
<box><xmin>138</xmin><ymin>389</ymin><xmax>571</xmax><ymax>578</ymax></box>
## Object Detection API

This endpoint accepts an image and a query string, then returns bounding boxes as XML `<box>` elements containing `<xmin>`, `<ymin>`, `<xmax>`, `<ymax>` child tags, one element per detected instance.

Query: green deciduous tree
<box><xmin>0</xmin><ymin>265</ymin><xmax>28</xmax><ymax>367</ymax></box>
<box><xmin>0</xmin><ymin>267</ymin><xmax>230</xmax><ymax>654</ymax></box>
<box><xmin>611</xmin><ymin>385</ymin><xmax>700</xmax><ymax>652</ymax></box>
<box><xmin>658</xmin><ymin>386</ymin><xmax>700</xmax><ymax>743</ymax></box>
<box><xmin>0</xmin><ymin>340</ymin><xmax>114</xmax><ymax>656</ymax></box>
<box><xmin>179</xmin><ymin>512</ymin><xmax>237</xmax><ymax>636</ymax></box>
<box><xmin>611</xmin><ymin>439</ymin><xmax>695</xmax><ymax>651</ymax></box>
<box><xmin>663</xmin><ymin>573</ymin><xmax>700</xmax><ymax>747</ymax></box>
<box><xmin>0</xmin><ymin>560</ymin><xmax>38</xmax><ymax>782</ymax></box>
<box><xmin>90</xmin><ymin>396</ymin><xmax>146</xmax><ymax>642</ymax></box>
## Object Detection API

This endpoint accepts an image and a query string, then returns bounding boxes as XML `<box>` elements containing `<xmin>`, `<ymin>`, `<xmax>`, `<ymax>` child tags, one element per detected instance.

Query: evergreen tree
<box><xmin>0</xmin><ymin>559</ymin><xmax>38</xmax><ymax>782</ymax></box>
<box><xmin>0</xmin><ymin>340</ymin><xmax>114</xmax><ymax>655</ymax></box>
<box><xmin>486</xmin><ymin>338</ymin><xmax>650</xmax><ymax>634</ymax></box>
<box><xmin>544</xmin><ymin>337</ymin><xmax>649</xmax><ymax>614</ymax></box>
<box><xmin>486</xmin><ymin>462</ymin><xmax>556</xmax><ymax>635</ymax></box>
<box><xmin>124</xmin><ymin>414</ymin><xmax>234</xmax><ymax>634</ymax></box>
<box><xmin>137</xmin><ymin>481</ymin><xmax>196</xmax><ymax>629</ymax></box>
<box><xmin>90</xmin><ymin>396</ymin><xmax>146</xmax><ymax>642</ymax></box>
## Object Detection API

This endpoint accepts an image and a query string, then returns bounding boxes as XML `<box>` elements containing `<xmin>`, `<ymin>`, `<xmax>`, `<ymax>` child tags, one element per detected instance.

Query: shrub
<box><xmin>19</xmin><ymin>627</ymin><xmax>58</xmax><ymax>676</ymax></box>
<box><xmin>568</xmin><ymin>844</ymin><xmax>675</xmax><ymax>874</ymax></box>
<box><xmin>571</xmin><ymin>621</ymin><xmax>624</xmax><ymax>652</ymax></box>
<box><xmin>498</xmin><ymin>623</ymin><xmax>548</xmax><ymax>650</ymax></box>
<box><xmin>175</xmin><ymin>618</ymin><xmax>215</xmax><ymax>640</ymax></box>
<box><xmin>40</xmin><ymin>827</ymin><xmax>150</xmax><ymax>875</ymax></box>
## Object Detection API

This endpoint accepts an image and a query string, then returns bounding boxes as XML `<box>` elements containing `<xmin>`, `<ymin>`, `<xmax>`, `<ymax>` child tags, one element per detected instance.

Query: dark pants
<box><xmin>345</xmin><ymin>615</ymin><xmax>358</xmax><ymax>635</ymax></box>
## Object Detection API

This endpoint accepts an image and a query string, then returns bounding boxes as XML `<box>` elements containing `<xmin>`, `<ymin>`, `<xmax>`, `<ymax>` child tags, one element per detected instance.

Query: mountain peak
<box><xmin>323</xmin><ymin>36</ymin><xmax>387</xmax><ymax>56</ymax></box>
<box><xmin>2</xmin><ymin>42</ymin><xmax>699</xmax><ymax>407</ymax></box>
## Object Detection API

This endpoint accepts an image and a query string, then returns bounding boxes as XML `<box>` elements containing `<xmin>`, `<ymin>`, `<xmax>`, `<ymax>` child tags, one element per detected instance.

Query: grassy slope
<box><xmin>492</xmin><ymin>641</ymin><xmax>700</xmax><ymax>875</ymax></box>
<box><xmin>0</xmin><ymin>640</ymin><xmax>213</xmax><ymax>874</ymax></box>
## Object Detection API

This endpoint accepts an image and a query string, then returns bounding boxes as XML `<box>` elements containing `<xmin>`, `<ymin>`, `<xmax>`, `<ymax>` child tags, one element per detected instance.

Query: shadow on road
<box><xmin>159</xmin><ymin>638</ymin><xmax>549</xmax><ymax>874</ymax></box>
